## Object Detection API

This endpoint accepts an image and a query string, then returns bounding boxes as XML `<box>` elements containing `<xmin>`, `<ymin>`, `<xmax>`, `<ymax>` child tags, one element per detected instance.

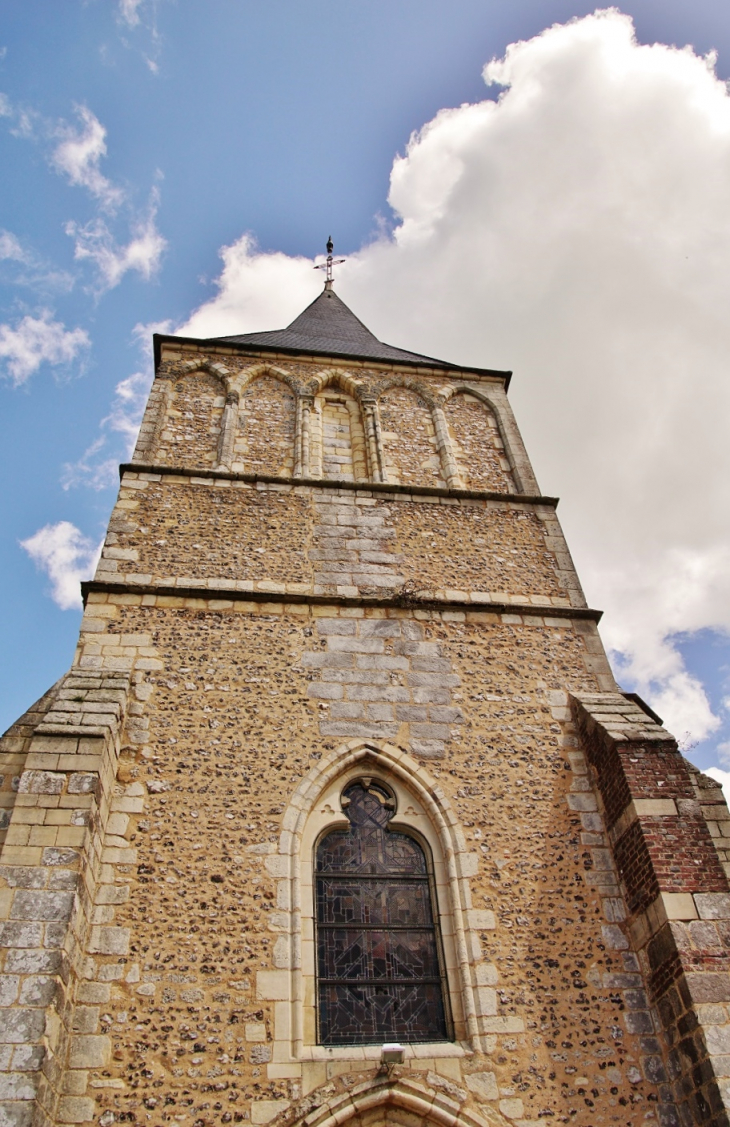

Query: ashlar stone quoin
<box><xmin>2</xmin><ymin>277</ymin><xmax>730</xmax><ymax>1127</ymax></box>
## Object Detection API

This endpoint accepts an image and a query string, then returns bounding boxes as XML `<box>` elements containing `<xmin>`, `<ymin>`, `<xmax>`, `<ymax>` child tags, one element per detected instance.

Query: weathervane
<box><xmin>314</xmin><ymin>236</ymin><xmax>345</xmax><ymax>286</ymax></box>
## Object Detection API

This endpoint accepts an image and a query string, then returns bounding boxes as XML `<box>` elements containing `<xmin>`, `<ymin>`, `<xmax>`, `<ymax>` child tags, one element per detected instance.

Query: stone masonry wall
<box><xmin>6</xmin><ymin>336</ymin><xmax>727</xmax><ymax>1127</ymax></box>
<box><xmin>238</xmin><ymin>378</ymin><xmax>297</xmax><ymax>478</ymax></box>
<box><xmin>134</xmin><ymin>349</ymin><xmax>533</xmax><ymax>494</ymax></box>
<box><xmin>156</xmin><ymin>375</ymin><xmax>226</xmax><ymax>469</ymax></box>
<box><xmin>379</xmin><ymin>389</ymin><xmax>445</xmax><ymax>489</ymax></box>
<box><xmin>40</xmin><ymin>590</ymin><xmax>675</xmax><ymax>1127</ymax></box>
<box><xmin>95</xmin><ymin>476</ymin><xmax>583</xmax><ymax>610</ymax></box>
<box><xmin>445</xmin><ymin>395</ymin><xmax>514</xmax><ymax>493</ymax></box>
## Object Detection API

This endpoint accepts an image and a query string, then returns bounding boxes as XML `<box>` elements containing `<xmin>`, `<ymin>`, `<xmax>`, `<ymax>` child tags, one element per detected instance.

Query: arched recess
<box><xmin>271</xmin><ymin>740</ymin><xmax>483</xmax><ymax>1061</ymax></box>
<box><xmin>236</xmin><ymin>371</ymin><xmax>298</xmax><ymax>476</ymax></box>
<box><xmin>309</xmin><ymin>373</ymin><xmax>370</xmax><ymax>482</ymax></box>
<box><xmin>156</xmin><ymin>368</ymin><xmax>227</xmax><ymax>467</ymax></box>
<box><xmin>265</xmin><ymin>1075</ymin><xmax>512</xmax><ymax>1127</ymax></box>
<box><xmin>378</xmin><ymin>385</ymin><xmax>446</xmax><ymax>487</ymax></box>
<box><xmin>443</xmin><ymin>390</ymin><xmax>516</xmax><ymax>493</ymax></box>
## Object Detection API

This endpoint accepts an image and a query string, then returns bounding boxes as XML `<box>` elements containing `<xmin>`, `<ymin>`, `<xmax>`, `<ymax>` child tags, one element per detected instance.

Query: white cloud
<box><xmin>20</xmin><ymin>522</ymin><xmax>102</xmax><ymax>611</ymax></box>
<box><xmin>66</xmin><ymin>188</ymin><xmax>166</xmax><ymax>292</ymax></box>
<box><xmin>179</xmin><ymin>234</ymin><xmax>315</xmax><ymax>339</ymax></box>
<box><xmin>0</xmin><ymin>311</ymin><xmax>89</xmax><ymax>385</ymax></box>
<box><xmin>62</xmin><ymin>368</ymin><xmax>152</xmax><ymax>490</ymax></box>
<box><xmin>178</xmin><ymin>9</ymin><xmax>730</xmax><ymax>748</ymax></box>
<box><xmin>0</xmin><ymin>230</ymin><xmax>27</xmax><ymax>263</ymax></box>
<box><xmin>118</xmin><ymin>0</ymin><xmax>144</xmax><ymax>27</ymax></box>
<box><xmin>51</xmin><ymin>105</ymin><xmax>124</xmax><ymax>211</ymax></box>
<box><xmin>0</xmin><ymin>229</ymin><xmax>75</xmax><ymax>293</ymax></box>
<box><xmin>704</xmin><ymin>768</ymin><xmax>730</xmax><ymax>808</ymax></box>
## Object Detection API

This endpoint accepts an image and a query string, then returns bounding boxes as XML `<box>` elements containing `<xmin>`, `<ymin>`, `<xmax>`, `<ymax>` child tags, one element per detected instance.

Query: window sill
<box><xmin>296</xmin><ymin>1042</ymin><xmax>468</xmax><ymax>1061</ymax></box>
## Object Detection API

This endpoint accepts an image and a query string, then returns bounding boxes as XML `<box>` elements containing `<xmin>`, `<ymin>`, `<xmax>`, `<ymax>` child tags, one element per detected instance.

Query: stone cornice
<box><xmin>80</xmin><ymin>578</ymin><xmax>602</xmax><ymax>620</ymax></box>
<box><xmin>119</xmin><ymin>462</ymin><xmax>559</xmax><ymax>508</ymax></box>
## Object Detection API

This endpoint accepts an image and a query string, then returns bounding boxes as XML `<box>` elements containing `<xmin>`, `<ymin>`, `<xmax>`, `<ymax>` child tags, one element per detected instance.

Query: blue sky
<box><xmin>2</xmin><ymin>0</ymin><xmax>730</xmax><ymax>785</ymax></box>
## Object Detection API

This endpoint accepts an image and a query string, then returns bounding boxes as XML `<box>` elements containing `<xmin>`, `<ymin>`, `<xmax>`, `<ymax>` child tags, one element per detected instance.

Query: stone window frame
<box><xmin>313</xmin><ymin>774</ymin><xmax>453</xmax><ymax>1046</ymax></box>
<box><xmin>264</xmin><ymin>740</ymin><xmax>485</xmax><ymax>1065</ymax></box>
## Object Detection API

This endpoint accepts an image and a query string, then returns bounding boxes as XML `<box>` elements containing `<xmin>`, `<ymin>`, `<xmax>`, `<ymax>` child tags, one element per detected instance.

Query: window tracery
<box><xmin>315</xmin><ymin>778</ymin><xmax>449</xmax><ymax>1045</ymax></box>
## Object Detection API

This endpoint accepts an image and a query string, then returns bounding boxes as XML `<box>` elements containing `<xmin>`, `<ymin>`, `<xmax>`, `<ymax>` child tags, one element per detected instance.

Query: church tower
<box><xmin>2</xmin><ymin>260</ymin><xmax>730</xmax><ymax>1127</ymax></box>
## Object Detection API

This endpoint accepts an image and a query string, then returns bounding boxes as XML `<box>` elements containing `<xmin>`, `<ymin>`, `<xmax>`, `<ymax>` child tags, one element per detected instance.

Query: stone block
<box><xmin>0</xmin><ymin>922</ymin><xmax>44</xmax><ymax>949</ymax></box>
<box><xmin>705</xmin><ymin>1024</ymin><xmax>730</xmax><ymax>1056</ymax></box>
<box><xmin>0</xmin><ymin>978</ymin><xmax>19</xmax><ymax>1007</ymax></box>
<box><xmin>633</xmin><ymin>799</ymin><xmax>677</xmax><ymax>817</ymax></box>
<box><xmin>315</xmin><ymin>620</ymin><xmax>356</xmax><ymax>635</ymax></box>
<box><xmin>695</xmin><ymin>893</ymin><xmax>730</xmax><ymax>920</ymax></box>
<box><xmin>257</xmin><ymin>971</ymin><xmax>289</xmax><ymax>1000</ymax></box>
<box><xmin>355</xmin><ymin>655</ymin><xmax>409</xmax><ymax>671</ymax></box>
<box><xmin>319</xmin><ymin>721</ymin><xmax>399</xmax><ymax>739</ymax></box>
<box><xmin>0</xmin><ymin>1009</ymin><xmax>46</xmax><ymax>1044</ymax></box>
<box><xmin>17</xmin><ymin>772</ymin><xmax>64</xmax><ymax>795</ymax></box>
<box><xmin>245</xmin><ymin>1022</ymin><xmax>267</xmax><ymax>1042</ymax></box>
<box><xmin>18</xmin><ymin>976</ymin><xmax>57</xmax><ymax>1007</ymax></box>
<box><xmin>88</xmin><ymin>927</ymin><xmax>130</xmax><ymax>956</ymax></box>
<box><xmin>10</xmin><ymin>890</ymin><xmax>74</xmax><ymax>922</ymax></box>
<box><xmin>251</xmin><ymin>1100</ymin><xmax>290</xmax><ymax>1124</ymax></box>
<box><xmin>41</xmin><ymin>847</ymin><xmax>80</xmax><ymax>867</ymax></box>
<box><xmin>567</xmin><ymin>794</ymin><xmax>597</xmax><ymax>812</ymax></box>
<box><xmin>67</xmin><ymin>774</ymin><xmax>97</xmax><ymax>795</ymax></box>
<box><xmin>475</xmin><ymin>987</ymin><xmax>497</xmax><ymax>1016</ymax></box>
<box><xmin>467</xmin><ymin>909</ymin><xmax>496</xmax><ymax>930</ymax></box>
<box><xmin>306</xmin><ymin>684</ymin><xmax>343</xmax><ymax>701</ymax></box>
<box><xmin>68</xmin><ymin>1035</ymin><xmax>111</xmax><ymax>1069</ymax></box>
<box><xmin>0</xmin><ymin>1075</ymin><xmax>38</xmax><ymax>1102</ymax></box>
<box><xmin>661</xmin><ymin>893</ymin><xmax>698</xmax><ymax>921</ymax></box>
<box><xmin>57</xmin><ymin>1097</ymin><xmax>96</xmax><ymax>1123</ymax></box>
<box><xmin>498</xmin><ymin>1098</ymin><xmax>524</xmax><ymax>1119</ymax></box>
<box><xmin>686</xmin><ymin>973</ymin><xmax>730</xmax><ymax>1004</ymax></box>
<box><xmin>10</xmin><ymin>1045</ymin><xmax>44</xmax><ymax>1072</ymax></box>
<box><xmin>4</xmin><ymin>950</ymin><xmax>61</xmax><ymax>975</ymax></box>
<box><xmin>465</xmin><ymin>1072</ymin><xmax>498</xmax><ymax>1102</ymax></box>
<box><xmin>410</xmin><ymin>740</ymin><xmax>446</xmax><ymax>758</ymax></box>
<box><xmin>358</xmin><ymin>620</ymin><xmax>401</xmax><ymax>637</ymax></box>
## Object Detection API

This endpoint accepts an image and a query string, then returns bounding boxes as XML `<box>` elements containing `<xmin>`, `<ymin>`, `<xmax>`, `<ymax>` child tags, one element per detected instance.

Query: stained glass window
<box><xmin>315</xmin><ymin>778</ymin><xmax>450</xmax><ymax>1045</ymax></box>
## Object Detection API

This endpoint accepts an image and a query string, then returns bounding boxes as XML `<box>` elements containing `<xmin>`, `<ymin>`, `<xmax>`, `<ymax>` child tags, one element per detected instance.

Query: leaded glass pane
<box><xmin>315</xmin><ymin>780</ymin><xmax>449</xmax><ymax>1045</ymax></box>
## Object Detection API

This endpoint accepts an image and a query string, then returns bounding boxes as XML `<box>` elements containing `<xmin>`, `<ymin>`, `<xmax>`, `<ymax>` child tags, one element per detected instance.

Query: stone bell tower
<box><xmin>2</xmin><ymin>262</ymin><xmax>730</xmax><ymax>1127</ymax></box>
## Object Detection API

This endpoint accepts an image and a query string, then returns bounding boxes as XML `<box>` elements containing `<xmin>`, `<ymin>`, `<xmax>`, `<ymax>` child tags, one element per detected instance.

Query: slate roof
<box><xmin>212</xmin><ymin>284</ymin><xmax>451</xmax><ymax>367</ymax></box>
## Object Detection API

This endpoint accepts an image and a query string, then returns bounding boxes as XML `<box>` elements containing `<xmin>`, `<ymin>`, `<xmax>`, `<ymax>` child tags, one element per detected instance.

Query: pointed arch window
<box><xmin>315</xmin><ymin>778</ymin><xmax>450</xmax><ymax>1045</ymax></box>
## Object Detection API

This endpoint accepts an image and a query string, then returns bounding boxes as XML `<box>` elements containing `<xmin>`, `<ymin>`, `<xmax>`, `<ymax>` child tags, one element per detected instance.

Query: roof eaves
<box><xmin>152</xmin><ymin>333</ymin><xmax>513</xmax><ymax>387</ymax></box>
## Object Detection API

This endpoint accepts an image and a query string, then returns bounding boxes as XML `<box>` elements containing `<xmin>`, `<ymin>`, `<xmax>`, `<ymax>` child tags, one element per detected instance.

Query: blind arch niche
<box><xmin>315</xmin><ymin>778</ymin><xmax>450</xmax><ymax>1045</ymax></box>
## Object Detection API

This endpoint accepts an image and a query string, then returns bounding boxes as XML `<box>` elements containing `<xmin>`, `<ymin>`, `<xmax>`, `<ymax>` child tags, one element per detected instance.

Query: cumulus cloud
<box><xmin>51</xmin><ymin>105</ymin><xmax>124</xmax><ymax>211</ymax></box>
<box><xmin>180</xmin><ymin>234</ymin><xmax>315</xmax><ymax>339</ymax></box>
<box><xmin>20</xmin><ymin>522</ymin><xmax>102</xmax><ymax>610</ymax></box>
<box><xmin>178</xmin><ymin>9</ymin><xmax>730</xmax><ymax>744</ymax></box>
<box><xmin>66</xmin><ymin>188</ymin><xmax>166</xmax><ymax>292</ymax></box>
<box><xmin>0</xmin><ymin>311</ymin><xmax>89</xmax><ymax>385</ymax></box>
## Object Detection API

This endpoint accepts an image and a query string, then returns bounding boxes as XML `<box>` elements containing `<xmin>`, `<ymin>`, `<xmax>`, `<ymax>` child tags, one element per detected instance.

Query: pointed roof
<box><xmin>211</xmin><ymin>284</ymin><xmax>450</xmax><ymax>367</ymax></box>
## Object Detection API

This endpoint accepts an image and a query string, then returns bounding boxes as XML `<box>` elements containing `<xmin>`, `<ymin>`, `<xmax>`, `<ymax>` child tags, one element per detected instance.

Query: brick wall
<box><xmin>573</xmin><ymin>693</ymin><xmax>730</xmax><ymax>1126</ymax></box>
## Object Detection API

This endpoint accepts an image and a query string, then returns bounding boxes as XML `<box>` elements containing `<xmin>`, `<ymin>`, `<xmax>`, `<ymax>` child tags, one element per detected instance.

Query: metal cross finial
<box><xmin>314</xmin><ymin>235</ymin><xmax>345</xmax><ymax>287</ymax></box>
